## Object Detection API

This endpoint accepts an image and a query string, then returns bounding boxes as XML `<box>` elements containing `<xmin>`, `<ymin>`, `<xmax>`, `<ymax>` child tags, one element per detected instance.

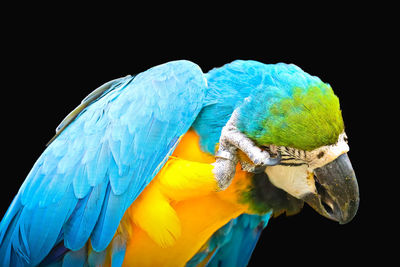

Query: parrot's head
<box><xmin>237</xmin><ymin>64</ymin><xmax>359</xmax><ymax>224</ymax></box>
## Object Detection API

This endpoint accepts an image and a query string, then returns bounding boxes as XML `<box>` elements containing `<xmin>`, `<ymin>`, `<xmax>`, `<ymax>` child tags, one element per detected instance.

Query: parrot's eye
<box><xmin>317</xmin><ymin>151</ymin><xmax>325</xmax><ymax>159</ymax></box>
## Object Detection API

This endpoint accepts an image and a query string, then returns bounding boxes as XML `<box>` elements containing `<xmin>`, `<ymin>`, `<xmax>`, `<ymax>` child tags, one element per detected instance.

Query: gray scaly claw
<box><xmin>213</xmin><ymin>109</ymin><xmax>281</xmax><ymax>190</ymax></box>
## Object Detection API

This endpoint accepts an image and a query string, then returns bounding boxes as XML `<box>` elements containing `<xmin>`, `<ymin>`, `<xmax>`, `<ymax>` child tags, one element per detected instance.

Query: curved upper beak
<box><xmin>303</xmin><ymin>153</ymin><xmax>359</xmax><ymax>224</ymax></box>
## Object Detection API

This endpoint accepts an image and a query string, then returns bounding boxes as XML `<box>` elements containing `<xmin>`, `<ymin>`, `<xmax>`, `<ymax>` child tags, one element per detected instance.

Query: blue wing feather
<box><xmin>187</xmin><ymin>213</ymin><xmax>271</xmax><ymax>267</ymax></box>
<box><xmin>0</xmin><ymin>60</ymin><xmax>207</xmax><ymax>266</ymax></box>
<box><xmin>63</xmin><ymin>182</ymin><xmax>108</xmax><ymax>250</ymax></box>
<box><xmin>206</xmin><ymin>214</ymin><xmax>270</xmax><ymax>267</ymax></box>
<box><xmin>110</xmin><ymin>235</ymin><xmax>126</xmax><ymax>267</ymax></box>
<box><xmin>61</xmin><ymin>245</ymin><xmax>87</xmax><ymax>267</ymax></box>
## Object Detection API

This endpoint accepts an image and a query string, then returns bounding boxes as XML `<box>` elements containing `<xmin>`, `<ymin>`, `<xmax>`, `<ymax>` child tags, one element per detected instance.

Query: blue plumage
<box><xmin>1</xmin><ymin>59</ymin><xmax>320</xmax><ymax>266</ymax></box>
<box><xmin>206</xmin><ymin>214</ymin><xmax>270</xmax><ymax>267</ymax></box>
<box><xmin>186</xmin><ymin>213</ymin><xmax>271</xmax><ymax>267</ymax></box>
<box><xmin>0</xmin><ymin>60</ymin><xmax>207</xmax><ymax>266</ymax></box>
<box><xmin>192</xmin><ymin>60</ymin><xmax>270</xmax><ymax>153</ymax></box>
<box><xmin>61</xmin><ymin>246</ymin><xmax>87</xmax><ymax>267</ymax></box>
<box><xmin>192</xmin><ymin>60</ymin><xmax>322</xmax><ymax>153</ymax></box>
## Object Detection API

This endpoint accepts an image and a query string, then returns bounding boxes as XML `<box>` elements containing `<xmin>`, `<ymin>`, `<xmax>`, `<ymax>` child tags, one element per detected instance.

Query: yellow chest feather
<box><xmin>114</xmin><ymin>131</ymin><xmax>252</xmax><ymax>266</ymax></box>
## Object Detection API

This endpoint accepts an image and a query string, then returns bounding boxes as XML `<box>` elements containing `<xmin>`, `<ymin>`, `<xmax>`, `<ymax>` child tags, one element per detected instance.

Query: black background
<box><xmin>0</xmin><ymin>12</ymin><xmax>391</xmax><ymax>266</ymax></box>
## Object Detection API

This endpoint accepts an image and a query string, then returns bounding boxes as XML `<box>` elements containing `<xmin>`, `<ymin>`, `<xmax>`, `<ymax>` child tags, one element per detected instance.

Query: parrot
<box><xmin>0</xmin><ymin>59</ymin><xmax>359</xmax><ymax>267</ymax></box>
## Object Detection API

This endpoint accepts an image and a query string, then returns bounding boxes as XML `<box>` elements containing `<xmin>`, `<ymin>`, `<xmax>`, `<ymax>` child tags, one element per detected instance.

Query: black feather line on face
<box><xmin>279</xmin><ymin>162</ymin><xmax>307</xmax><ymax>166</ymax></box>
<box><xmin>262</xmin><ymin>145</ymin><xmax>309</xmax><ymax>165</ymax></box>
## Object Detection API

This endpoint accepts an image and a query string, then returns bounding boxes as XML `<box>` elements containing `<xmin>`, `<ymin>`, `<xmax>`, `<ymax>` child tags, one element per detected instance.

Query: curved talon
<box><xmin>239</xmin><ymin>152</ymin><xmax>281</xmax><ymax>174</ymax></box>
<box><xmin>251</xmin><ymin>165</ymin><xmax>268</xmax><ymax>174</ymax></box>
<box><xmin>263</xmin><ymin>152</ymin><xmax>281</xmax><ymax>166</ymax></box>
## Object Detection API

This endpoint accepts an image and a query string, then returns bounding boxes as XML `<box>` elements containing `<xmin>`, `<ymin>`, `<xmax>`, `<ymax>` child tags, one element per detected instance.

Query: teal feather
<box><xmin>110</xmin><ymin>235</ymin><xmax>126</xmax><ymax>267</ymax></box>
<box><xmin>187</xmin><ymin>213</ymin><xmax>271</xmax><ymax>267</ymax></box>
<box><xmin>87</xmin><ymin>249</ymin><xmax>106</xmax><ymax>267</ymax></box>
<box><xmin>192</xmin><ymin>60</ymin><xmax>265</xmax><ymax>154</ymax></box>
<box><xmin>63</xmin><ymin>182</ymin><xmax>108</xmax><ymax>250</ymax></box>
<box><xmin>61</xmin><ymin>245</ymin><xmax>87</xmax><ymax>267</ymax></box>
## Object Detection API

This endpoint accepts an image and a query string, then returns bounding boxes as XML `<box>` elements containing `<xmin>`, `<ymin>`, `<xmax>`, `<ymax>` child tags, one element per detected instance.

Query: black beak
<box><xmin>303</xmin><ymin>153</ymin><xmax>359</xmax><ymax>224</ymax></box>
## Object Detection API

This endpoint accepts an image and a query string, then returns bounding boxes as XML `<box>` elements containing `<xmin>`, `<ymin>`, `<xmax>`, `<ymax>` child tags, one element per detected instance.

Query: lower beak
<box><xmin>303</xmin><ymin>153</ymin><xmax>359</xmax><ymax>224</ymax></box>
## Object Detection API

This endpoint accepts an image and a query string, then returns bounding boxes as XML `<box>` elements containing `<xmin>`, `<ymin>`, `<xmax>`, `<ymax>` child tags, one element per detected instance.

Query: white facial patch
<box><xmin>264</xmin><ymin>132</ymin><xmax>349</xmax><ymax>199</ymax></box>
<box><xmin>306</xmin><ymin>132</ymin><xmax>349</xmax><ymax>170</ymax></box>
<box><xmin>265</xmin><ymin>164</ymin><xmax>315</xmax><ymax>199</ymax></box>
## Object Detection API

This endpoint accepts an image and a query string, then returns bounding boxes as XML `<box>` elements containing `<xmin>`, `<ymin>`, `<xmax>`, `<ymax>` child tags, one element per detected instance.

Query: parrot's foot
<box><xmin>212</xmin><ymin>109</ymin><xmax>281</xmax><ymax>190</ymax></box>
<box><xmin>238</xmin><ymin>159</ymin><xmax>272</xmax><ymax>174</ymax></box>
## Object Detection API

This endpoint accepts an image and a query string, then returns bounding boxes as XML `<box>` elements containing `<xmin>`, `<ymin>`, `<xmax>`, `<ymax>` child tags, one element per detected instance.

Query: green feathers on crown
<box><xmin>237</xmin><ymin>67</ymin><xmax>344</xmax><ymax>151</ymax></box>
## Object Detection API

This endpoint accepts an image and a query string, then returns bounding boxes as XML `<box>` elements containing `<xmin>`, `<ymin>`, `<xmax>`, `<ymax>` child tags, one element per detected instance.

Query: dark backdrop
<box><xmin>1</xmin><ymin>22</ymin><xmax>387</xmax><ymax>266</ymax></box>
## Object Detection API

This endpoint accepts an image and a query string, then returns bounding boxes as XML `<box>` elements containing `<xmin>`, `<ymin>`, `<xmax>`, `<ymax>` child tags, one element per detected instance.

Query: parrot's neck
<box><xmin>192</xmin><ymin>75</ymin><xmax>252</xmax><ymax>154</ymax></box>
<box><xmin>173</xmin><ymin>130</ymin><xmax>304</xmax><ymax>217</ymax></box>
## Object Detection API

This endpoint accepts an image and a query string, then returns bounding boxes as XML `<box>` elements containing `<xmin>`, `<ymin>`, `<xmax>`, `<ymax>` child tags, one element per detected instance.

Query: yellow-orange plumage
<box><xmin>110</xmin><ymin>130</ymin><xmax>253</xmax><ymax>267</ymax></box>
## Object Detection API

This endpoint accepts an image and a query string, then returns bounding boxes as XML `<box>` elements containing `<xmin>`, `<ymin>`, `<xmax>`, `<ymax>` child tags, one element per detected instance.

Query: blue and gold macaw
<box><xmin>0</xmin><ymin>60</ymin><xmax>359</xmax><ymax>266</ymax></box>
